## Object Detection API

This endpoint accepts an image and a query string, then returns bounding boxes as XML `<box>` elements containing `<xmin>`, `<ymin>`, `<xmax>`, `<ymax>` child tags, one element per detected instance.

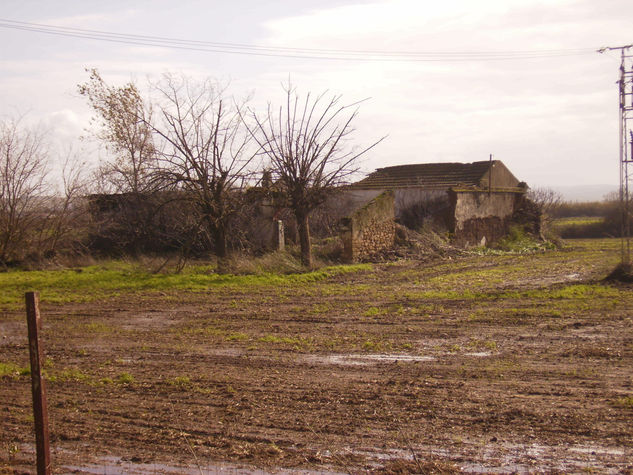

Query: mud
<box><xmin>2</xmin><ymin>240</ymin><xmax>633</xmax><ymax>473</ymax></box>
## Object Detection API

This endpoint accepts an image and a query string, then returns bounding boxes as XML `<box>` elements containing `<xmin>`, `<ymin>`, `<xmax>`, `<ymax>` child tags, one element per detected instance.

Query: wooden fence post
<box><xmin>25</xmin><ymin>291</ymin><xmax>51</xmax><ymax>475</ymax></box>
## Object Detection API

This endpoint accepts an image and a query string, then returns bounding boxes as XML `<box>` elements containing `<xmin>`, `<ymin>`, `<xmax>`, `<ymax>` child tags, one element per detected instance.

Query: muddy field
<box><xmin>1</xmin><ymin>239</ymin><xmax>633</xmax><ymax>474</ymax></box>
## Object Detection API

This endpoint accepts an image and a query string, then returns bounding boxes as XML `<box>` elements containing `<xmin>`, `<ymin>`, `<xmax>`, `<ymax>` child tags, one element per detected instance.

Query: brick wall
<box><xmin>340</xmin><ymin>191</ymin><xmax>395</xmax><ymax>262</ymax></box>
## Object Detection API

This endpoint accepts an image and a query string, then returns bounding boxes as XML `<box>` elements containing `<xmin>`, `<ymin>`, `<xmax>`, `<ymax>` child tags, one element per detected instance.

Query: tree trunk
<box><xmin>213</xmin><ymin>223</ymin><xmax>228</xmax><ymax>259</ymax></box>
<box><xmin>296</xmin><ymin>210</ymin><xmax>312</xmax><ymax>268</ymax></box>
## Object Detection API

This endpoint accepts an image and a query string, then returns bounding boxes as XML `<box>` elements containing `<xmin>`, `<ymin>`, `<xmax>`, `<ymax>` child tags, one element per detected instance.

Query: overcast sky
<box><xmin>1</xmin><ymin>0</ymin><xmax>632</xmax><ymax>195</ymax></box>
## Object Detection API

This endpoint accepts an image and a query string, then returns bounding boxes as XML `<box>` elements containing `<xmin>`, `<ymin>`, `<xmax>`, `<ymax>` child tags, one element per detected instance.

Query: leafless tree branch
<box><xmin>245</xmin><ymin>84</ymin><xmax>384</xmax><ymax>267</ymax></box>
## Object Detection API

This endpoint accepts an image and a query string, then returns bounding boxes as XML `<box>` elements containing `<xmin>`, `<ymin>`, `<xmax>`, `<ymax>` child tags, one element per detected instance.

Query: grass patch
<box><xmin>615</xmin><ymin>395</ymin><xmax>633</xmax><ymax>408</ymax></box>
<box><xmin>363</xmin><ymin>306</ymin><xmax>383</xmax><ymax>317</ymax></box>
<box><xmin>0</xmin><ymin>261</ymin><xmax>371</xmax><ymax>308</ymax></box>
<box><xmin>411</xmin><ymin>283</ymin><xmax>621</xmax><ymax>306</ymax></box>
<box><xmin>79</xmin><ymin>322</ymin><xmax>116</xmax><ymax>334</ymax></box>
<box><xmin>117</xmin><ymin>372</ymin><xmax>134</xmax><ymax>384</ymax></box>
<box><xmin>0</xmin><ymin>362</ymin><xmax>30</xmax><ymax>378</ymax></box>
<box><xmin>361</xmin><ymin>338</ymin><xmax>392</xmax><ymax>352</ymax></box>
<box><xmin>258</xmin><ymin>334</ymin><xmax>313</xmax><ymax>350</ymax></box>
<box><xmin>226</xmin><ymin>332</ymin><xmax>249</xmax><ymax>341</ymax></box>
<box><xmin>177</xmin><ymin>325</ymin><xmax>224</xmax><ymax>337</ymax></box>
<box><xmin>166</xmin><ymin>375</ymin><xmax>191</xmax><ymax>387</ymax></box>
<box><xmin>49</xmin><ymin>367</ymin><xmax>90</xmax><ymax>383</ymax></box>
<box><xmin>467</xmin><ymin>339</ymin><xmax>498</xmax><ymax>351</ymax></box>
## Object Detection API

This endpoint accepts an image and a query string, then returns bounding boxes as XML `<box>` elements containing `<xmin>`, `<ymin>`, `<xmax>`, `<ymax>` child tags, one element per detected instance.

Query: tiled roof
<box><xmin>352</xmin><ymin>161</ymin><xmax>498</xmax><ymax>190</ymax></box>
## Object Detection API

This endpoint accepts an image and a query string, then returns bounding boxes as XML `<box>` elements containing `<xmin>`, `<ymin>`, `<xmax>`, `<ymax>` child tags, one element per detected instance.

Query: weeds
<box><xmin>0</xmin><ymin>261</ymin><xmax>371</xmax><ymax>307</ymax></box>
<box><xmin>0</xmin><ymin>362</ymin><xmax>30</xmax><ymax>378</ymax></box>
<box><xmin>467</xmin><ymin>339</ymin><xmax>498</xmax><ymax>352</ymax></box>
<box><xmin>363</xmin><ymin>306</ymin><xmax>382</xmax><ymax>317</ymax></box>
<box><xmin>493</xmin><ymin>225</ymin><xmax>557</xmax><ymax>254</ymax></box>
<box><xmin>117</xmin><ymin>372</ymin><xmax>134</xmax><ymax>384</ymax></box>
<box><xmin>226</xmin><ymin>332</ymin><xmax>248</xmax><ymax>341</ymax></box>
<box><xmin>361</xmin><ymin>338</ymin><xmax>392</xmax><ymax>352</ymax></box>
<box><xmin>49</xmin><ymin>368</ymin><xmax>90</xmax><ymax>383</ymax></box>
<box><xmin>615</xmin><ymin>395</ymin><xmax>633</xmax><ymax>408</ymax></box>
<box><xmin>80</xmin><ymin>322</ymin><xmax>115</xmax><ymax>334</ymax></box>
<box><xmin>167</xmin><ymin>376</ymin><xmax>192</xmax><ymax>387</ymax></box>
<box><xmin>258</xmin><ymin>335</ymin><xmax>313</xmax><ymax>350</ymax></box>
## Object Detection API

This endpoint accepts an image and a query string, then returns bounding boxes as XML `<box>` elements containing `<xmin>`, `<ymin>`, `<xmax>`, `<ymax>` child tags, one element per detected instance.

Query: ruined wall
<box><xmin>450</xmin><ymin>190</ymin><xmax>524</xmax><ymax>246</ymax></box>
<box><xmin>340</xmin><ymin>191</ymin><xmax>395</xmax><ymax>262</ymax></box>
<box><xmin>330</xmin><ymin>189</ymin><xmax>384</xmax><ymax>217</ymax></box>
<box><xmin>394</xmin><ymin>189</ymin><xmax>452</xmax><ymax>232</ymax></box>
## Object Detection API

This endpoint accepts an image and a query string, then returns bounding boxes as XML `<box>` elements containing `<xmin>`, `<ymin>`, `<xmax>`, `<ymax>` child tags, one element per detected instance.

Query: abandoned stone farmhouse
<box><xmin>87</xmin><ymin>160</ymin><xmax>537</xmax><ymax>261</ymax></box>
<box><xmin>338</xmin><ymin>160</ymin><xmax>536</xmax><ymax>261</ymax></box>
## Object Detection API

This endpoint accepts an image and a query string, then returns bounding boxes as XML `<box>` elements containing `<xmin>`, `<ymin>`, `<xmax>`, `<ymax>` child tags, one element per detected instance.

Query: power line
<box><xmin>0</xmin><ymin>18</ymin><xmax>596</xmax><ymax>62</ymax></box>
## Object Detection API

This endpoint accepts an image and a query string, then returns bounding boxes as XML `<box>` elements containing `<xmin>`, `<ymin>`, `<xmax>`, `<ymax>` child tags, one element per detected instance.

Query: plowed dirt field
<box><xmin>1</xmin><ymin>239</ymin><xmax>632</xmax><ymax>473</ymax></box>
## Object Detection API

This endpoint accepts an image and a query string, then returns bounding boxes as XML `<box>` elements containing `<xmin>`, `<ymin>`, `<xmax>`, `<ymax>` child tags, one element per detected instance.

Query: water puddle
<box><xmin>65</xmin><ymin>455</ymin><xmax>343</xmax><ymax>475</ymax></box>
<box><xmin>347</xmin><ymin>441</ymin><xmax>631</xmax><ymax>474</ymax></box>
<box><xmin>303</xmin><ymin>353</ymin><xmax>436</xmax><ymax>366</ymax></box>
<box><xmin>303</xmin><ymin>351</ymin><xmax>495</xmax><ymax>366</ymax></box>
<box><xmin>569</xmin><ymin>446</ymin><xmax>625</xmax><ymax>456</ymax></box>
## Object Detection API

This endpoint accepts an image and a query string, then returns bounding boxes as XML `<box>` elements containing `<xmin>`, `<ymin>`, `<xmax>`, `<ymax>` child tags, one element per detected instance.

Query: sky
<box><xmin>1</xmin><ymin>0</ymin><xmax>632</xmax><ymax>198</ymax></box>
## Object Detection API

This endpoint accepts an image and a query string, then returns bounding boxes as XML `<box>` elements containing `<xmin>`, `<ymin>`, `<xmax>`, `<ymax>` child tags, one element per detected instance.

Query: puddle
<box><xmin>303</xmin><ymin>351</ymin><xmax>495</xmax><ymax>366</ymax></box>
<box><xmin>347</xmin><ymin>441</ymin><xmax>631</xmax><ymax>474</ymax></box>
<box><xmin>303</xmin><ymin>353</ymin><xmax>436</xmax><ymax>366</ymax></box>
<box><xmin>25</xmin><ymin>439</ymin><xmax>633</xmax><ymax>474</ymax></box>
<box><xmin>569</xmin><ymin>446</ymin><xmax>625</xmax><ymax>456</ymax></box>
<box><xmin>65</xmin><ymin>455</ymin><xmax>343</xmax><ymax>474</ymax></box>
<box><xmin>142</xmin><ymin>347</ymin><xmax>495</xmax><ymax>367</ymax></box>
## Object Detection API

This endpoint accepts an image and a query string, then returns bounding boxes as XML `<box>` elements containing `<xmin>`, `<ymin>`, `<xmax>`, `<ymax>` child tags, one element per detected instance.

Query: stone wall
<box><xmin>340</xmin><ymin>191</ymin><xmax>395</xmax><ymax>262</ymax></box>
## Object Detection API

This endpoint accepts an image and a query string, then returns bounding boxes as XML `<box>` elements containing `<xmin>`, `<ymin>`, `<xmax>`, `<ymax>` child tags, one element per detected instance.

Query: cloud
<box><xmin>42</xmin><ymin>10</ymin><xmax>139</xmax><ymax>28</ymax></box>
<box><xmin>2</xmin><ymin>0</ymin><xmax>629</xmax><ymax>187</ymax></box>
<box><xmin>40</xmin><ymin>109</ymin><xmax>86</xmax><ymax>138</ymax></box>
<box><xmin>252</xmin><ymin>0</ymin><xmax>632</xmax><ymax>186</ymax></box>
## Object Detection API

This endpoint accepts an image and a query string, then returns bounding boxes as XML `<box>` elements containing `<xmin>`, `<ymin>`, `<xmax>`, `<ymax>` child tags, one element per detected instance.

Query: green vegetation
<box><xmin>79</xmin><ymin>322</ymin><xmax>116</xmax><ymax>334</ymax></box>
<box><xmin>466</xmin><ymin>339</ymin><xmax>498</xmax><ymax>351</ymax></box>
<box><xmin>117</xmin><ymin>372</ymin><xmax>134</xmax><ymax>384</ymax></box>
<box><xmin>492</xmin><ymin>225</ymin><xmax>556</xmax><ymax>253</ymax></box>
<box><xmin>361</xmin><ymin>338</ymin><xmax>392</xmax><ymax>352</ymax></box>
<box><xmin>615</xmin><ymin>395</ymin><xmax>633</xmax><ymax>408</ymax></box>
<box><xmin>48</xmin><ymin>367</ymin><xmax>90</xmax><ymax>383</ymax></box>
<box><xmin>0</xmin><ymin>261</ymin><xmax>371</xmax><ymax>308</ymax></box>
<box><xmin>363</xmin><ymin>306</ymin><xmax>382</xmax><ymax>317</ymax></box>
<box><xmin>552</xmin><ymin>217</ymin><xmax>611</xmax><ymax>239</ymax></box>
<box><xmin>555</xmin><ymin>217</ymin><xmax>604</xmax><ymax>226</ymax></box>
<box><xmin>166</xmin><ymin>375</ymin><xmax>192</xmax><ymax>387</ymax></box>
<box><xmin>0</xmin><ymin>362</ymin><xmax>30</xmax><ymax>378</ymax></box>
<box><xmin>226</xmin><ymin>332</ymin><xmax>248</xmax><ymax>341</ymax></box>
<box><xmin>258</xmin><ymin>335</ymin><xmax>313</xmax><ymax>350</ymax></box>
<box><xmin>553</xmin><ymin>200</ymin><xmax>615</xmax><ymax>218</ymax></box>
<box><xmin>549</xmin><ymin>197</ymin><xmax>627</xmax><ymax>238</ymax></box>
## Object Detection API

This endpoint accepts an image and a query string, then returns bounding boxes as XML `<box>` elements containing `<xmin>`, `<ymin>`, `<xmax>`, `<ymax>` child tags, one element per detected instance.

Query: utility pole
<box><xmin>488</xmin><ymin>153</ymin><xmax>493</xmax><ymax>196</ymax></box>
<box><xmin>599</xmin><ymin>44</ymin><xmax>633</xmax><ymax>265</ymax></box>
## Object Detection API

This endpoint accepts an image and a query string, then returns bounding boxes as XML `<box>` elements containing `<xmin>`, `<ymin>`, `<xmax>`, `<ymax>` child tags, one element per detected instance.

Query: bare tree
<box><xmin>527</xmin><ymin>187</ymin><xmax>562</xmax><ymax>232</ymax></box>
<box><xmin>248</xmin><ymin>85</ymin><xmax>383</xmax><ymax>267</ymax></box>
<box><xmin>41</xmin><ymin>150</ymin><xmax>90</xmax><ymax>256</ymax></box>
<box><xmin>0</xmin><ymin>117</ymin><xmax>50</xmax><ymax>265</ymax></box>
<box><xmin>148</xmin><ymin>74</ymin><xmax>259</xmax><ymax>259</ymax></box>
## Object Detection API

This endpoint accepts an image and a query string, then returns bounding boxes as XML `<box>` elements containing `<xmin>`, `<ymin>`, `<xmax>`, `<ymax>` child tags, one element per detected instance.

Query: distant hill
<box><xmin>542</xmin><ymin>184</ymin><xmax>617</xmax><ymax>202</ymax></box>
